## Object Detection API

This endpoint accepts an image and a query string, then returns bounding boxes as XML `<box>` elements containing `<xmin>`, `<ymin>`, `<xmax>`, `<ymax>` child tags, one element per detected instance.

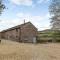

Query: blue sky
<box><xmin>0</xmin><ymin>0</ymin><xmax>51</xmax><ymax>31</ymax></box>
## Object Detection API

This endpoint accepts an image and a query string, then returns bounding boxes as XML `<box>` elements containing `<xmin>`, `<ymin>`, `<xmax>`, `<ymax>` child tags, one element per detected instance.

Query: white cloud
<box><xmin>37</xmin><ymin>0</ymin><xmax>50</xmax><ymax>4</ymax></box>
<box><xmin>0</xmin><ymin>19</ymin><xmax>23</xmax><ymax>31</ymax></box>
<box><xmin>0</xmin><ymin>12</ymin><xmax>51</xmax><ymax>31</ymax></box>
<box><xmin>17</xmin><ymin>13</ymin><xmax>43</xmax><ymax>21</ymax></box>
<box><xmin>10</xmin><ymin>0</ymin><xmax>33</xmax><ymax>6</ymax></box>
<box><xmin>17</xmin><ymin>12</ymin><xmax>51</xmax><ymax>30</ymax></box>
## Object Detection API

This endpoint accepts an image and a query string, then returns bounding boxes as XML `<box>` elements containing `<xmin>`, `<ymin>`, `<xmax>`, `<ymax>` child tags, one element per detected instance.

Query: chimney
<box><xmin>24</xmin><ymin>19</ymin><xmax>25</xmax><ymax>24</ymax></box>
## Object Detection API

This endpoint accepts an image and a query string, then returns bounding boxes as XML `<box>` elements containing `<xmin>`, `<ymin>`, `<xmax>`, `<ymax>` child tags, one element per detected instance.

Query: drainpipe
<box><xmin>19</xmin><ymin>27</ymin><xmax>21</xmax><ymax>42</ymax></box>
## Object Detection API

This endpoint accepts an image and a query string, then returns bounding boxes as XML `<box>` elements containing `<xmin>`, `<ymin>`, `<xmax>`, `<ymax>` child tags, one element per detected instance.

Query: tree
<box><xmin>49</xmin><ymin>0</ymin><xmax>60</xmax><ymax>30</ymax></box>
<box><xmin>49</xmin><ymin>0</ymin><xmax>60</xmax><ymax>42</ymax></box>
<box><xmin>0</xmin><ymin>0</ymin><xmax>5</xmax><ymax>15</ymax></box>
<box><xmin>52</xmin><ymin>30</ymin><xmax>60</xmax><ymax>42</ymax></box>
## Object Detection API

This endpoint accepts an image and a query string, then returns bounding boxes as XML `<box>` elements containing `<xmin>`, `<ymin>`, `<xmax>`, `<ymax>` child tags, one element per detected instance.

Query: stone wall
<box><xmin>20</xmin><ymin>23</ymin><xmax>37</xmax><ymax>43</ymax></box>
<box><xmin>0</xmin><ymin>22</ymin><xmax>37</xmax><ymax>43</ymax></box>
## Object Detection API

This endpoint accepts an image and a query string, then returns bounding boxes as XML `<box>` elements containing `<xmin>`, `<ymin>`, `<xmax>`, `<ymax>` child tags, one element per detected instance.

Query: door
<box><xmin>33</xmin><ymin>37</ymin><xmax>36</xmax><ymax>43</ymax></box>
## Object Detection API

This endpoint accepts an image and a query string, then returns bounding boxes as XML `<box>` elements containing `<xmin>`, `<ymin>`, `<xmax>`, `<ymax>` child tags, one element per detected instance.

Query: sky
<box><xmin>0</xmin><ymin>0</ymin><xmax>51</xmax><ymax>31</ymax></box>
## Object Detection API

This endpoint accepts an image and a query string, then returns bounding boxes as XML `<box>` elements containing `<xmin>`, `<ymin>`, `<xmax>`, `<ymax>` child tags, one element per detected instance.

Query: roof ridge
<box><xmin>1</xmin><ymin>21</ymin><xmax>32</xmax><ymax>32</ymax></box>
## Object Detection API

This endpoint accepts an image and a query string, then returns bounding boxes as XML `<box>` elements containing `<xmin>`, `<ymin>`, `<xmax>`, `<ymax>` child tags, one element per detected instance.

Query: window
<box><xmin>16</xmin><ymin>28</ymin><xmax>18</xmax><ymax>32</ymax></box>
<box><xmin>16</xmin><ymin>36</ymin><xmax>18</xmax><ymax>38</ymax></box>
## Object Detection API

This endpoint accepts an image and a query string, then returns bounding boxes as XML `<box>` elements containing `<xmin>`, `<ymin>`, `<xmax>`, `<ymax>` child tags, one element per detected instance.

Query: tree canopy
<box><xmin>0</xmin><ymin>0</ymin><xmax>5</xmax><ymax>15</ymax></box>
<box><xmin>49</xmin><ymin>0</ymin><xmax>60</xmax><ymax>15</ymax></box>
<box><xmin>49</xmin><ymin>0</ymin><xmax>60</xmax><ymax>42</ymax></box>
<box><xmin>49</xmin><ymin>0</ymin><xmax>60</xmax><ymax>30</ymax></box>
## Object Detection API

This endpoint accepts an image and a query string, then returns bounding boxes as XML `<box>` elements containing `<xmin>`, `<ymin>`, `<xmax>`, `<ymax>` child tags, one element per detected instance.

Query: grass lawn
<box><xmin>0</xmin><ymin>39</ymin><xmax>60</xmax><ymax>60</ymax></box>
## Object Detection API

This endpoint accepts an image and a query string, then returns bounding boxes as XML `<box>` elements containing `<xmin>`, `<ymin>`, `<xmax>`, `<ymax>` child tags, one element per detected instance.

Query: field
<box><xmin>0</xmin><ymin>39</ymin><xmax>60</xmax><ymax>60</ymax></box>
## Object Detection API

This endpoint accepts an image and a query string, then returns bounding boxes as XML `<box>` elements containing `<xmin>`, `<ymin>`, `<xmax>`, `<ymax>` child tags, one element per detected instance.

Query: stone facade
<box><xmin>0</xmin><ymin>32</ymin><xmax>1</xmax><ymax>39</ymax></box>
<box><xmin>0</xmin><ymin>22</ymin><xmax>37</xmax><ymax>43</ymax></box>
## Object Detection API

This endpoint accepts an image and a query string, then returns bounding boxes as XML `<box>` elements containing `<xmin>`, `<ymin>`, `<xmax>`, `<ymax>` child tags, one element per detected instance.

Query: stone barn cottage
<box><xmin>0</xmin><ymin>22</ymin><xmax>37</xmax><ymax>43</ymax></box>
<box><xmin>0</xmin><ymin>32</ymin><xmax>1</xmax><ymax>38</ymax></box>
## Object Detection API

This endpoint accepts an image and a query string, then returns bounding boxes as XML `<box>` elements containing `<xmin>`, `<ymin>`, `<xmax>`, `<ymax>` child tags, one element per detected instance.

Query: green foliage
<box><xmin>51</xmin><ymin>30</ymin><xmax>60</xmax><ymax>42</ymax></box>
<box><xmin>38</xmin><ymin>30</ymin><xmax>60</xmax><ymax>43</ymax></box>
<box><xmin>0</xmin><ymin>0</ymin><xmax>5</xmax><ymax>15</ymax></box>
<box><xmin>37</xmin><ymin>30</ymin><xmax>53</xmax><ymax>43</ymax></box>
<box><xmin>49</xmin><ymin>0</ymin><xmax>60</xmax><ymax>15</ymax></box>
<box><xmin>49</xmin><ymin>0</ymin><xmax>60</xmax><ymax>30</ymax></box>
